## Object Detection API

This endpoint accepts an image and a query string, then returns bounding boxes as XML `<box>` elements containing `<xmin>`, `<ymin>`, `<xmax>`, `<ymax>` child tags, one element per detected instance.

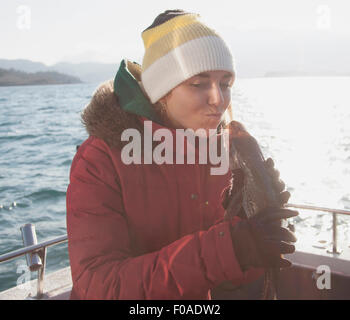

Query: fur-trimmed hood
<box><xmin>81</xmin><ymin>60</ymin><xmax>155</xmax><ymax>150</ymax></box>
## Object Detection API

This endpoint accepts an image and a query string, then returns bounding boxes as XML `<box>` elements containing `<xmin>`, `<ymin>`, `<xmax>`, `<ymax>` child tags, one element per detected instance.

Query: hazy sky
<box><xmin>1</xmin><ymin>0</ymin><xmax>349</xmax><ymax>65</ymax></box>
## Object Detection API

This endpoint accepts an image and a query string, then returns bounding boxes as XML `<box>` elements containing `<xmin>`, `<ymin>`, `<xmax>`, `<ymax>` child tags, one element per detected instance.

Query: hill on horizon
<box><xmin>0</xmin><ymin>68</ymin><xmax>82</xmax><ymax>86</ymax></box>
<box><xmin>0</xmin><ymin>59</ymin><xmax>119</xmax><ymax>84</ymax></box>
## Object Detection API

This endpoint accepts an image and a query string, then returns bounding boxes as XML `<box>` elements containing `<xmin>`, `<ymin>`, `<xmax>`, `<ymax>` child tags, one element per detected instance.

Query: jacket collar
<box><xmin>113</xmin><ymin>59</ymin><xmax>162</xmax><ymax>124</ymax></box>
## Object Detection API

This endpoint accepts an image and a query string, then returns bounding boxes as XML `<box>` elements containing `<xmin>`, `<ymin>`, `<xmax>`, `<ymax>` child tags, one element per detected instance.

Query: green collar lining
<box><xmin>113</xmin><ymin>59</ymin><xmax>162</xmax><ymax>124</ymax></box>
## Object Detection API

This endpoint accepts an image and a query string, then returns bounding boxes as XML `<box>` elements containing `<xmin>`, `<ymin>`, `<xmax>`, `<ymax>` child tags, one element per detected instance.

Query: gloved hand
<box><xmin>230</xmin><ymin>207</ymin><xmax>298</xmax><ymax>271</ymax></box>
<box><xmin>264</xmin><ymin>157</ymin><xmax>295</xmax><ymax>230</ymax></box>
<box><xmin>264</xmin><ymin>158</ymin><xmax>290</xmax><ymax>206</ymax></box>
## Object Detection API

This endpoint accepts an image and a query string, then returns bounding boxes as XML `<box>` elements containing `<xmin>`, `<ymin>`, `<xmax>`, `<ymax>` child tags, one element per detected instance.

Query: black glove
<box><xmin>264</xmin><ymin>157</ymin><xmax>290</xmax><ymax>206</ymax></box>
<box><xmin>264</xmin><ymin>157</ymin><xmax>295</xmax><ymax>231</ymax></box>
<box><xmin>230</xmin><ymin>208</ymin><xmax>298</xmax><ymax>271</ymax></box>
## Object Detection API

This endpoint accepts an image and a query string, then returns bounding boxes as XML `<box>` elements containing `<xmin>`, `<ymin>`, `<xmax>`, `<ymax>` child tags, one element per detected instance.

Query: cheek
<box><xmin>223</xmin><ymin>89</ymin><xmax>232</xmax><ymax>103</ymax></box>
<box><xmin>168</xmin><ymin>92</ymin><xmax>204</xmax><ymax>118</ymax></box>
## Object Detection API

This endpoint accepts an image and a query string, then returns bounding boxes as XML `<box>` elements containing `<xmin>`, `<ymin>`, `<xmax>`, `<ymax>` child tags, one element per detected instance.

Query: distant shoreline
<box><xmin>264</xmin><ymin>72</ymin><xmax>350</xmax><ymax>78</ymax></box>
<box><xmin>0</xmin><ymin>82</ymin><xmax>85</xmax><ymax>88</ymax></box>
<box><xmin>0</xmin><ymin>68</ymin><xmax>82</xmax><ymax>87</ymax></box>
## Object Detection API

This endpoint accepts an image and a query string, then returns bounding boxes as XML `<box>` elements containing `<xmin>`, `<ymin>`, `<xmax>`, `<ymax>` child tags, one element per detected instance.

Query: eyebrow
<box><xmin>195</xmin><ymin>72</ymin><xmax>233</xmax><ymax>79</ymax></box>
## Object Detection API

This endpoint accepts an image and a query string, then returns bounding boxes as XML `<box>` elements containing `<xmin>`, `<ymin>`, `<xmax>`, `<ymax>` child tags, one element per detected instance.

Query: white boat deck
<box><xmin>0</xmin><ymin>266</ymin><xmax>72</xmax><ymax>300</ymax></box>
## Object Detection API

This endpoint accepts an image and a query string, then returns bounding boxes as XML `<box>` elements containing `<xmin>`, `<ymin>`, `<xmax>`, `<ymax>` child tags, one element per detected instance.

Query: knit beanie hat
<box><xmin>141</xmin><ymin>9</ymin><xmax>235</xmax><ymax>104</ymax></box>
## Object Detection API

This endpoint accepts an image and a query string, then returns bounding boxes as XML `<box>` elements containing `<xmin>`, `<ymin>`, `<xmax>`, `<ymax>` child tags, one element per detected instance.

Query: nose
<box><xmin>207</xmin><ymin>83</ymin><xmax>224</xmax><ymax>109</ymax></box>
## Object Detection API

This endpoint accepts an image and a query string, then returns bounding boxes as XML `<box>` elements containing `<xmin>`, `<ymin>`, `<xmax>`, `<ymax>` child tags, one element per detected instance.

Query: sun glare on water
<box><xmin>233</xmin><ymin>77</ymin><xmax>350</xmax><ymax>205</ymax></box>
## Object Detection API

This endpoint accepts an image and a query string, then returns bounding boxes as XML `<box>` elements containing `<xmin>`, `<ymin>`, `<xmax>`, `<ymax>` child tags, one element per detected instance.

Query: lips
<box><xmin>206</xmin><ymin>113</ymin><xmax>222</xmax><ymax>118</ymax></box>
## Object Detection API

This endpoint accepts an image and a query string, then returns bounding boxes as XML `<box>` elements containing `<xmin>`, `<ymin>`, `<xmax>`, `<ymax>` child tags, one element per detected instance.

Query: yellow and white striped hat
<box><xmin>141</xmin><ymin>10</ymin><xmax>235</xmax><ymax>104</ymax></box>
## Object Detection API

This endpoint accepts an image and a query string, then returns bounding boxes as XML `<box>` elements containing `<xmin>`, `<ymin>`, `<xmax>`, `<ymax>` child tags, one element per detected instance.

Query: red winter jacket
<box><xmin>66</xmin><ymin>60</ymin><xmax>263</xmax><ymax>300</ymax></box>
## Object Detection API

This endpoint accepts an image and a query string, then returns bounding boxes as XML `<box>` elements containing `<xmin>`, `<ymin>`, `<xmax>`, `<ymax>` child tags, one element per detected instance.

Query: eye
<box><xmin>220</xmin><ymin>83</ymin><xmax>232</xmax><ymax>89</ymax></box>
<box><xmin>190</xmin><ymin>82</ymin><xmax>232</xmax><ymax>89</ymax></box>
<box><xmin>191</xmin><ymin>82</ymin><xmax>205</xmax><ymax>88</ymax></box>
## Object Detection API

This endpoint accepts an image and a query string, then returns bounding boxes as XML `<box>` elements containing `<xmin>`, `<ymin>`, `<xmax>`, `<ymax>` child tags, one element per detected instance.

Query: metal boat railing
<box><xmin>286</xmin><ymin>203</ymin><xmax>350</xmax><ymax>254</ymax></box>
<box><xmin>0</xmin><ymin>203</ymin><xmax>349</xmax><ymax>299</ymax></box>
<box><xmin>0</xmin><ymin>232</ymin><xmax>68</xmax><ymax>299</ymax></box>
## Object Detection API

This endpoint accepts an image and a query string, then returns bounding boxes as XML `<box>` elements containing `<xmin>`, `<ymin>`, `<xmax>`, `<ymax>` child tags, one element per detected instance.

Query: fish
<box><xmin>224</xmin><ymin>120</ymin><xmax>284</xmax><ymax>300</ymax></box>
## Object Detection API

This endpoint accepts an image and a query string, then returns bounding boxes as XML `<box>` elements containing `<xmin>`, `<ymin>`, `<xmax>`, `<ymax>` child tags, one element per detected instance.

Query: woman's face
<box><xmin>159</xmin><ymin>70</ymin><xmax>234</xmax><ymax>135</ymax></box>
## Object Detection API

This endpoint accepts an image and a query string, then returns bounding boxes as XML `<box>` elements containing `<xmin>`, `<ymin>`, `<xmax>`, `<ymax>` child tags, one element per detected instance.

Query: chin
<box><xmin>193</xmin><ymin>127</ymin><xmax>218</xmax><ymax>138</ymax></box>
<box><xmin>188</xmin><ymin>120</ymin><xmax>221</xmax><ymax>137</ymax></box>
<box><xmin>206</xmin><ymin>121</ymin><xmax>221</xmax><ymax>133</ymax></box>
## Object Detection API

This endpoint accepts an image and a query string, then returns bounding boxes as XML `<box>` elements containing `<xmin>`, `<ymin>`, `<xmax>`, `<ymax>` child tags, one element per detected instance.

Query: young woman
<box><xmin>66</xmin><ymin>9</ymin><xmax>297</xmax><ymax>300</ymax></box>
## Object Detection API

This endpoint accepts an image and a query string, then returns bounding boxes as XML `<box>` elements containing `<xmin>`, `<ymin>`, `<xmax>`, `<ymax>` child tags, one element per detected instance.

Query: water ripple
<box><xmin>0</xmin><ymin>134</ymin><xmax>37</xmax><ymax>141</ymax></box>
<box><xmin>27</xmin><ymin>189</ymin><xmax>66</xmax><ymax>201</ymax></box>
